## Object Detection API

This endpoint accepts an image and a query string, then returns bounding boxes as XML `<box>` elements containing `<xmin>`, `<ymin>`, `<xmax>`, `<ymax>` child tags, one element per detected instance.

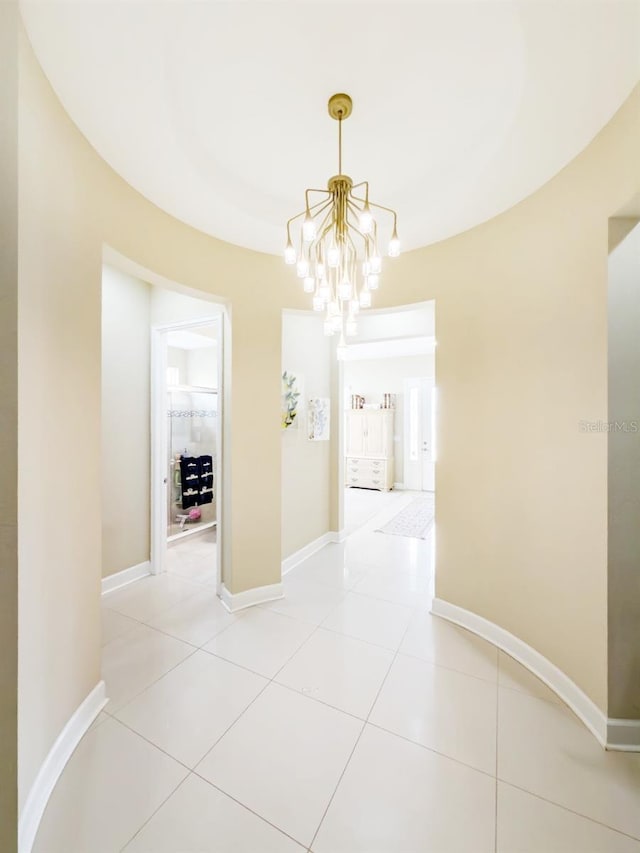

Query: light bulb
<box><xmin>318</xmin><ymin>280</ymin><xmax>330</xmax><ymax>301</ymax></box>
<box><xmin>369</xmin><ymin>255</ymin><xmax>382</xmax><ymax>274</ymax></box>
<box><xmin>367</xmin><ymin>274</ymin><xmax>379</xmax><ymax>290</ymax></box>
<box><xmin>359</xmin><ymin>207</ymin><xmax>374</xmax><ymax>234</ymax></box>
<box><xmin>302</xmin><ymin>214</ymin><xmax>316</xmax><ymax>242</ymax></box>
<box><xmin>316</xmin><ymin>262</ymin><xmax>325</xmax><ymax>279</ymax></box>
<box><xmin>323</xmin><ymin>319</ymin><xmax>335</xmax><ymax>337</ymax></box>
<box><xmin>303</xmin><ymin>276</ymin><xmax>315</xmax><ymax>294</ymax></box>
<box><xmin>312</xmin><ymin>294</ymin><xmax>324</xmax><ymax>312</ymax></box>
<box><xmin>296</xmin><ymin>258</ymin><xmax>309</xmax><ymax>278</ymax></box>
<box><xmin>338</xmin><ymin>279</ymin><xmax>352</xmax><ymax>301</ymax></box>
<box><xmin>327</xmin><ymin>245</ymin><xmax>340</xmax><ymax>268</ymax></box>
<box><xmin>389</xmin><ymin>231</ymin><xmax>401</xmax><ymax>257</ymax></box>
<box><xmin>350</xmin><ymin>298</ymin><xmax>360</xmax><ymax>315</ymax></box>
<box><xmin>284</xmin><ymin>241</ymin><xmax>296</xmax><ymax>265</ymax></box>
<box><xmin>359</xmin><ymin>289</ymin><xmax>372</xmax><ymax>308</ymax></box>
<box><xmin>346</xmin><ymin>319</ymin><xmax>358</xmax><ymax>337</ymax></box>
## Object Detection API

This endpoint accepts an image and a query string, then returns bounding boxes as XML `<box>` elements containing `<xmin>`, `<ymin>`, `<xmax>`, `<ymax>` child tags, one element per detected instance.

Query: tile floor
<box><xmin>35</xmin><ymin>490</ymin><xmax>640</xmax><ymax>852</ymax></box>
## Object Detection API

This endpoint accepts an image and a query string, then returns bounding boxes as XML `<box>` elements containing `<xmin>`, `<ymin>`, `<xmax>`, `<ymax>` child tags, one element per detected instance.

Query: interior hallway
<box><xmin>35</xmin><ymin>498</ymin><xmax>640</xmax><ymax>852</ymax></box>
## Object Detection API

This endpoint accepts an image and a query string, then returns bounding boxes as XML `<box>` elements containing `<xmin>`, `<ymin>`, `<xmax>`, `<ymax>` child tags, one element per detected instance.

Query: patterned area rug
<box><xmin>375</xmin><ymin>495</ymin><xmax>435</xmax><ymax>539</ymax></box>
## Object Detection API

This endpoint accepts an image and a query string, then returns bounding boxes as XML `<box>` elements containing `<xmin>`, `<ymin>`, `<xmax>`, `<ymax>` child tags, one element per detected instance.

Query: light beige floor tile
<box><xmin>276</xmin><ymin>627</ymin><xmax>394</xmax><ymax>718</ymax></box>
<box><xmin>344</xmin><ymin>528</ymin><xmax>432</xmax><ymax>576</ymax></box>
<box><xmin>321</xmin><ymin>592</ymin><xmax>413</xmax><ymax>650</ymax></box>
<box><xmin>497</xmin><ymin>781</ymin><xmax>640</xmax><ymax>852</ymax></box>
<box><xmin>115</xmin><ymin>650</ymin><xmax>267</xmax><ymax>767</ymax></box>
<box><xmin>498</xmin><ymin>688</ymin><xmax>640</xmax><ymax>840</ymax></box>
<box><xmin>400</xmin><ymin>609</ymin><xmax>498</xmax><ymax>682</ymax></box>
<box><xmin>88</xmin><ymin>710</ymin><xmax>110</xmax><ymax>733</ymax></box>
<box><xmin>312</xmin><ymin>724</ymin><xmax>495</xmax><ymax>853</ymax></box>
<box><xmin>102</xmin><ymin>574</ymin><xmax>202</xmax><ymax>623</ymax></box>
<box><xmin>147</xmin><ymin>585</ymin><xmax>239</xmax><ymax>646</ymax></box>
<box><xmin>498</xmin><ymin>650</ymin><xmax>563</xmax><ymax>704</ymax></box>
<box><xmin>102</xmin><ymin>623</ymin><xmax>194</xmax><ymax>711</ymax></box>
<box><xmin>101</xmin><ymin>606</ymin><xmax>140</xmax><ymax>646</ymax></box>
<box><xmin>197</xmin><ymin>682</ymin><xmax>363</xmax><ymax>847</ymax></box>
<box><xmin>124</xmin><ymin>774</ymin><xmax>304</xmax><ymax>852</ymax></box>
<box><xmin>353</xmin><ymin>567</ymin><xmax>431</xmax><ymax>608</ymax></box>
<box><xmin>33</xmin><ymin>718</ymin><xmax>187</xmax><ymax>853</ymax></box>
<box><xmin>370</xmin><ymin>652</ymin><xmax>497</xmax><ymax>774</ymax></box>
<box><xmin>203</xmin><ymin>607</ymin><xmax>315</xmax><ymax>678</ymax></box>
<box><xmin>289</xmin><ymin>553</ymin><xmax>367</xmax><ymax>591</ymax></box>
<box><xmin>166</xmin><ymin>545</ymin><xmax>217</xmax><ymax>586</ymax></box>
<box><xmin>261</xmin><ymin>574</ymin><xmax>346</xmax><ymax>626</ymax></box>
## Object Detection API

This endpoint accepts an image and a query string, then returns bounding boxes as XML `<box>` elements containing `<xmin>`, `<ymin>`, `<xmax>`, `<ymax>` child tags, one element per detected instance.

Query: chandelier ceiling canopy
<box><xmin>284</xmin><ymin>93</ymin><xmax>400</xmax><ymax>342</ymax></box>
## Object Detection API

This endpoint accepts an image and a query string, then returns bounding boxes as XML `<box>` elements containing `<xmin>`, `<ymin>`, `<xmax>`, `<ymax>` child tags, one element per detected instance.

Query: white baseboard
<box><xmin>394</xmin><ymin>482</ymin><xmax>405</xmax><ymax>490</ymax></box>
<box><xmin>282</xmin><ymin>533</ymin><xmax>335</xmax><ymax>576</ymax></box>
<box><xmin>607</xmin><ymin>718</ymin><xmax>640</xmax><ymax>751</ymax></box>
<box><xmin>430</xmin><ymin>598</ymin><xmax>608</xmax><ymax>748</ymax></box>
<box><xmin>19</xmin><ymin>681</ymin><xmax>107</xmax><ymax>853</ymax></box>
<box><xmin>220</xmin><ymin>581</ymin><xmax>284</xmax><ymax>613</ymax></box>
<box><xmin>101</xmin><ymin>561</ymin><xmax>151</xmax><ymax>595</ymax></box>
<box><xmin>330</xmin><ymin>528</ymin><xmax>347</xmax><ymax>544</ymax></box>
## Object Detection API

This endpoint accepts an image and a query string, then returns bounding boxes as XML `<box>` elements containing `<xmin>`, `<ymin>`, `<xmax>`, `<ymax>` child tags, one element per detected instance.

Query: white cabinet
<box><xmin>345</xmin><ymin>409</ymin><xmax>394</xmax><ymax>491</ymax></box>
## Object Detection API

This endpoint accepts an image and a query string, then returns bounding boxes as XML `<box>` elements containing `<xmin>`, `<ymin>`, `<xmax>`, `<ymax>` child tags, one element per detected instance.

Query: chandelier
<box><xmin>284</xmin><ymin>93</ymin><xmax>400</xmax><ymax>340</ymax></box>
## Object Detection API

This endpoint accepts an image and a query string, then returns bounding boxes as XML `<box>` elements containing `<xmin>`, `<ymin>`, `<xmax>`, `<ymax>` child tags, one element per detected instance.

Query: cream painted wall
<box><xmin>344</xmin><ymin>353</ymin><xmax>435</xmax><ymax>479</ymax></box>
<box><xmin>0</xmin><ymin>3</ymin><xmax>19</xmax><ymax>848</ymax></box>
<box><xmin>15</xmin><ymin>23</ymin><xmax>640</xmax><ymax>827</ymax></box>
<box><xmin>282</xmin><ymin>312</ymin><xmax>332</xmax><ymax>557</ymax></box>
<box><xmin>18</xmin><ymin>32</ymin><xmax>292</xmax><ymax>808</ymax></box>
<box><xmin>371</xmin><ymin>86</ymin><xmax>640</xmax><ymax>711</ymax></box>
<box><xmin>101</xmin><ymin>266</ymin><xmax>151</xmax><ymax>578</ymax></box>
<box><xmin>608</xmin><ymin>222</ymin><xmax>640</xmax><ymax>719</ymax></box>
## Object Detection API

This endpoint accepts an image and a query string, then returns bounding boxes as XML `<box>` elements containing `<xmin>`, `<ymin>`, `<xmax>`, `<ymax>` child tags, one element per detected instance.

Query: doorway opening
<box><xmin>338</xmin><ymin>301</ymin><xmax>436</xmax><ymax>535</ymax></box>
<box><xmin>152</xmin><ymin>316</ymin><xmax>223</xmax><ymax>591</ymax></box>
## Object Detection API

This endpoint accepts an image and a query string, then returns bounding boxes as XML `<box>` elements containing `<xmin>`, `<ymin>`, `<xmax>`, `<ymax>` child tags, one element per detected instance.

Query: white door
<box><xmin>403</xmin><ymin>377</ymin><xmax>435</xmax><ymax>491</ymax></box>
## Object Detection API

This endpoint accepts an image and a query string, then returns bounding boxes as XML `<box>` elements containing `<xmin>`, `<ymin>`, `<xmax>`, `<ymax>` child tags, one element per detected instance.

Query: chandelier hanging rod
<box><xmin>283</xmin><ymin>92</ymin><xmax>400</xmax><ymax>341</ymax></box>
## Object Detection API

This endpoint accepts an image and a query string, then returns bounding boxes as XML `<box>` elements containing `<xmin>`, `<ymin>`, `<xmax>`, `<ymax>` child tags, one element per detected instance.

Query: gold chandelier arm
<box><xmin>350</xmin><ymin>195</ymin><xmax>398</xmax><ymax>230</ymax></box>
<box><xmin>286</xmin><ymin>195</ymin><xmax>333</xmax><ymax>243</ymax></box>
<box><xmin>349</xmin><ymin>181</ymin><xmax>370</xmax><ymax>204</ymax></box>
<box><xmin>312</xmin><ymin>206</ymin><xmax>336</xmax><ymax>252</ymax></box>
<box><xmin>317</xmin><ymin>207</ymin><xmax>337</xmax><ymax>243</ymax></box>
<box><xmin>305</xmin><ymin>188</ymin><xmax>331</xmax><ymax>212</ymax></box>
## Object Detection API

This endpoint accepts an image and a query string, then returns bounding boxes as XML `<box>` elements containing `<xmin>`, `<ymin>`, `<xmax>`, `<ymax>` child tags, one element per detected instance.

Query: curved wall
<box><xmin>16</xmin><ymin>21</ymin><xmax>640</xmax><ymax>816</ymax></box>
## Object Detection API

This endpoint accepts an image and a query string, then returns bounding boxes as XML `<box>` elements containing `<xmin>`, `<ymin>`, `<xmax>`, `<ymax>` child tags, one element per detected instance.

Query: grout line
<box><xmin>497</xmin><ymin>779</ymin><xmax>640</xmax><ymax>844</ymax></box>
<box><xmin>364</xmin><ymin>720</ymin><xmax>497</xmax><ymax>782</ymax></box>
<box><xmin>118</xmin><ymin>771</ymin><xmax>191</xmax><ymax>852</ymax></box>
<box><xmin>189</xmin><ymin>773</ymin><xmax>309</xmax><ymax>850</ymax></box>
<box><xmin>396</xmin><ymin>648</ymin><xmax>500</xmax><ymax>687</ymax></box>
<box><xmin>307</xmin><ymin>611</ymin><xmax>414</xmax><ymax>850</ymax></box>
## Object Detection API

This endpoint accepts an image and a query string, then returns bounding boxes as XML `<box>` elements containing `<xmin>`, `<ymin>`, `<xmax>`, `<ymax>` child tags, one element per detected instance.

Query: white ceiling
<box><xmin>21</xmin><ymin>1</ymin><xmax>640</xmax><ymax>256</ymax></box>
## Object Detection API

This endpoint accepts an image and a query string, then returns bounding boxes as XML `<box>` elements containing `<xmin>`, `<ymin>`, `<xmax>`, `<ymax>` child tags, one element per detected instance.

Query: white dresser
<box><xmin>345</xmin><ymin>409</ymin><xmax>394</xmax><ymax>491</ymax></box>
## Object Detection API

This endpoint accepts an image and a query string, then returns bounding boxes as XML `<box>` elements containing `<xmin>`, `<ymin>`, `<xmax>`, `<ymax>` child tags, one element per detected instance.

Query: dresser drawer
<box><xmin>345</xmin><ymin>456</ymin><xmax>393</xmax><ymax>491</ymax></box>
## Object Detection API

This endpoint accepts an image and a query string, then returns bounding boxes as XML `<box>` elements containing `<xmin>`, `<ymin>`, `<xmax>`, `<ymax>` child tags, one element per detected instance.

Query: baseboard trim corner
<box><xmin>282</xmin><ymin>532</ymin><xmax>334</xmax><ymax>576</ymax></box>
<box><xmin>220</xmin><ymin>581</ymin><xmax>284</xmax><ymax>613</ymax></box>
<box><xmin>606</xmin><ymin>718</ymin><xmax>640</xmax><ymax>751</ymax></box>
<box><xmin>101</xmin><ymin>561</ymin><xmax>151</xmax><ymax>595</ymax></box>
<box><xmin>330</xmin><ymin>529</ymin><xmax>347</xmax><ymax>544</ymax></box>
<box><xmin>18</xmin><ymin>680</ymin><xmax>107</xmax><ymax>853</ymax></box>
<box><xmin>430</xmin><ymin>598</ymin><xmax>608</xmax><ymax>748</ymax></box>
